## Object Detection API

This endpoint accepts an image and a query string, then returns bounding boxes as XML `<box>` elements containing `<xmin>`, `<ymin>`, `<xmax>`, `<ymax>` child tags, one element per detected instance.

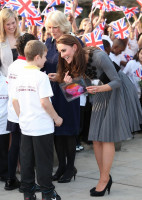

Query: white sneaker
<box><xmin>76</xmin><ymin>146</ymin><xmax>80</xmax><ymax>152</ymax></box>
<box><xmin>79</xmin><ymin>145</ymin><xmax>84</xmax><ymax>151</ymax></box>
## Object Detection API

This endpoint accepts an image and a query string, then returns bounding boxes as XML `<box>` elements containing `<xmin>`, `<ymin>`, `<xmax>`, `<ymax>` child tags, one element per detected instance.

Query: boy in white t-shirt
<box><xmin>0</xmin><ymin>72</ymin><xmax>10</xmax><ymax>181</ymax></box>
<box><xmin>12</xmin><ymin>40</ymin><xmax>63</xmax><ymax>200</ymax></box>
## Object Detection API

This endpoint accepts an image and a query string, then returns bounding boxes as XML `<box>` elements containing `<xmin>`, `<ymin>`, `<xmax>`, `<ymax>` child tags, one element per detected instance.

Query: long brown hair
<box><xmin>56</xmin><ymin>34</ymin><xmax>87</xmax><ymax>82</ymax></box>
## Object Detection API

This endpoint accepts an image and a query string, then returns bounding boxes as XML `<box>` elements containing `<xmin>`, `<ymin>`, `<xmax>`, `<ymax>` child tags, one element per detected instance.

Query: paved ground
<box><xmin>0</xmin><ymin>133</ymin><xmax>142</xmax><ymax>200</ymax></box>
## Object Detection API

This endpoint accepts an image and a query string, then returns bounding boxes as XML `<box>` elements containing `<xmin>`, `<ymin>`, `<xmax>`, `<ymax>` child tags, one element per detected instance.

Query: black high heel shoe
<box><xmin>90</xmin><ymin>175</ymin><xmax>112</xmax><ymax>194</ymax></box>
<box><xmin>90</xmin><ymin>187</ymin><xmax>96</xmax><ymax>194</ymax></box>
<box><xmin>52</xmin><ymin>168</ymin><xmax>65</xmax><ymax>181</ymax></box>
<box><xmin>90</xmin><ymin>175</ymin><xmax>112</xmax><ymax>197</ymax></box>
<box><xmin>58</xmin><ymin>167</ymin><xmax>77</xmax><ymax>183</ymax></box>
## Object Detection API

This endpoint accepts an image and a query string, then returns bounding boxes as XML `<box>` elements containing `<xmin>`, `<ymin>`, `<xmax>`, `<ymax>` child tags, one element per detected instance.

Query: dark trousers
<box><xmin>8</xmin><ymin>131</ymin><xmax>21</xmax><ymax>179</ymax></box>
<box><xmin>7</xmin><ymin>121</ymin><xmax>21</xmax><ymax>179</ymax></box>
<box><xmin>54</xmin><ymin>135</ymin><xmax>76</xmax><ymax>172</ymax></box>
<box><xmin>20</xmin><ymin>134</ymin><xmax>55</xmax><ymax>194</ymax></box>
<box><xmin>0</xmin><ymin>134</ymin><xmax>9</xmax><ymax>178</ymax></box>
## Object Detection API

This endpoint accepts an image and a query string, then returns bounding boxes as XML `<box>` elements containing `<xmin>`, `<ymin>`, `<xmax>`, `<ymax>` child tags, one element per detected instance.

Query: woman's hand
<box><xmin>86</xmin><ymin>84</ymin><xmax>112</xmax><ymax>94</ymax></box>
<box><xmin>64</xmin><ymin>71</ymin><xmax>73</xmax><ymax>83</ymax></box>
<box><xmin>48</xmin><ymin>73</ymin><xmax>58</xmax><ymax>82</ymax></box>
<box><xmin>86</xmin><ymin>85</ymin><xmax>100</xmax><ymax>94</ymax></box>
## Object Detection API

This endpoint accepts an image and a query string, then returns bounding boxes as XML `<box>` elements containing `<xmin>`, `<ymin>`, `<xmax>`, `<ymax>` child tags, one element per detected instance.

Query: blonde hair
<box><xmin>45</xmin><ymin>10</ymin><xmax>71</xmax><ymax>34</ymax></box>
<box><xmin>79</xmin><ymin>18</ymin><xmax>90</xmax><ymax>30</ymax></box>
<box><xmin>0</xmin><ymin>8</ymin><xmax>20</xmax><ymax>42</ymax></box>
<box><xmin>24</xmin><ymin>40</ymin><xmax>47</xmax><ymax>61</ymax></box>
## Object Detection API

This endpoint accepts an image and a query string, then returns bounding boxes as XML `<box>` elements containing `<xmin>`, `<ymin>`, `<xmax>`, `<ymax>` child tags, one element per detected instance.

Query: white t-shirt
<box><xmin>6</xmin><ymin>58</ymin><xmax>27</xmax><ymax>123</ymax></box>
<box><xmin>109</xmin><ymin>52</ymin><xmax>122</xmax><ymax>66</ymax></box>
<box><xmin>123</xmin><ymin>60</ymin><xmax>141</xmax><ymax>98</ymax></box>
<box><xmin>110</xmin><ymin>37</ymin><xmax>138</xmax><ymax>71</ymax></box>
<box><xmin>119</xmin><ymin>45</ymin><xmax>136</xmax><ymax>71</ymax></box>
<box><xmin>128</xmin><ymin>37</ymin><xmax>138</xmax><ymax>56</ymax></box>
<box><xmin>13</xmin><ymin>66</ymin><xmax>54</xmax><ymax>136</ymax></box>
<box><xmin>0</xmin><ymin>72</ymin><xmax>9</xmax><ymax>134</ymax></box>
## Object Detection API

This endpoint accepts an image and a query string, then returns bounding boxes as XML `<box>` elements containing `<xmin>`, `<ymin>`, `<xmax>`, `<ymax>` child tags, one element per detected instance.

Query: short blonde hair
<box><xmin>45</xmin><ymin>10</ymin><xmax>71</xmax><ymax>34</ymax></box>
<box><xmin>24</xmin><ymin>40</ymin><xmax>47</xmax><ymax>61</ymax></box>
<box><xmin>0</xmin><ymin>8</ymin><xmax>20</xmax><ymax>42</ymax></box>
<box><xmin>79</xmin><ymin>18</ymin><xmax>90</xmax><ymax>30</ymax></box>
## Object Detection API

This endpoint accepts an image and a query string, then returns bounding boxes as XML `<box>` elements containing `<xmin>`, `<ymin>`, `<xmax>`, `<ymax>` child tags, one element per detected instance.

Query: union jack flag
<box><xmin>137</xmin><ymin>0</ymin><xmax>142</xmax><ymax>7</ymax></box>
<box><xmin>124</xmin><ymin>54</ymin><xmax>133</xmax><ymax>62</ymax></box>
<box><xmin>64</xmin><ymin>2</ymin><xmax>83</xmax><ymax>18</ymax></box>
<box><xmin>93</xmin><ymin>0</ymin><xmax>105</xmax><ymax>11</ymax></box>
<box><xmin>47</xmin><ymin>0</ymin><xmax>65</xmax><ymax>8</ymax></box>
<box><xmin>84</xmin><ymin>29</ymin><xmax>104</xmax><ymax>51</ymax></box>
<box><xmin>2</xmin><ymin>0</ymin><xmax>13</xmax><ymax>9</ymax></box>
<box><xmin>135</xmin><ymin>67</ymin><xmax>142</xmax><ymax>79</ymax></box>
<box><xmin>111</xmin><ymin>18</ymin><xmax>129</xmax><ymax>39</ymax></box>
<box><xmin>103</xmin><ymin>0</ymin><xmax>122</xmax><ymax>12</ymax></box>
<box><xmin>95</xmin><ymin>21</ymin><xmax>106</xmax><ymax>34</ymax></box>
<box><xmin>120</xmin><ymin>6</ymin><xmax>127</xmax><ymax>11</ymax></box>
<box><xmin>41</xmin><ymin>6</ymin><xmax>56</xmax><ymax>16</ymax></box>
<box><xmin>44</xmin><ymin>0</ymin><xmax>52</xmax><ymax>3</ymax></box>
<box><xmin>0</xmin><ymin>0</ymin><xmax>4</xmax><ymax>6</ymax></box>
<box><xmin>27</xmin><ymin>13</ymin><xmax>43</xmax><ymax>26</ymax></box>
<box><xmin>91</xmin><ymin>0</ymin><xmax>100</xmax><ymax>10</ymax></box>
<box><xmin>103</xmin><ymin>0</ymin><xmax>110</xmax><ymax>11</ymax></box>
<box><xmin>9</xmin><ymin>0</ymin><xmax>37</xmax><ymax>17</ymax></box>
<box><xmin>0</xmin><ymin>0</ymin><xmax>10</xmax><ymax>8</ymax></box>
<box><xmin>74</xmin><ymin>7</ymin><xmax>83</xmax><ymax>18</ymax></box>
<box><xmin>123</xmin><ymin>7</ymin><xmax>139</xmax><ymax>19</ymax></box>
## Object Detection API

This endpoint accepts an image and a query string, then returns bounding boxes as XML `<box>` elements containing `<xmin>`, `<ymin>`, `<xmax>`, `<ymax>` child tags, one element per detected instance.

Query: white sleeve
<box><xmin>123</xmin><ymin>61</ymin><xmax>133</xmax><ymax>74</ymax></box>
<box><xmin>38</xmin><ymin>73</ymin><xmax>53</xmax><ymax>99</ymax></box>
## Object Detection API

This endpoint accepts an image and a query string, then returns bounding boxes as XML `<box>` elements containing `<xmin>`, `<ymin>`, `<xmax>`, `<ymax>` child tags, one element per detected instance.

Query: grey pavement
<box><xmin>0</xmin><ymin>133</ymin><xmax>142</xmax><ymax>200</ymax></box>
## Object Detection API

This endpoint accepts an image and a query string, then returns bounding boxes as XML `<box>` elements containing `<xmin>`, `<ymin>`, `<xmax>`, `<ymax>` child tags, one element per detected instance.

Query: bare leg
<box><xmin>94</xmin><ymin>142</ymin><xmax>115</xmax><ymax>191</ymax></box>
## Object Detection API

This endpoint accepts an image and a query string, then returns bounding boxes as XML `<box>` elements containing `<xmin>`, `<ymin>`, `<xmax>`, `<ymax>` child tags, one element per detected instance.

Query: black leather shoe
<box><xmin>58</xmin><ymin>167</ymin><xmax>77</xmax><ymax>183</ymax></box>
<box><xmin>42</xmin><ymin>190</ymin><xmax>61</xmax><ymax>200</ymax></box>
<box><xmin>24</xmin><ymin>193</ymin><xmax>36</xmax><ymax>200</ymax></box>
<box><xmin>4</xmin><ymin>177</ymin><xmax>20</xmax><ymax>190</ymax></box>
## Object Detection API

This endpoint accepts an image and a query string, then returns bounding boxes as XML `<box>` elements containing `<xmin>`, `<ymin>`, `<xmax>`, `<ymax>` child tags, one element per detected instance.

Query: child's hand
<box><xmin>54</xmin><ymin>116</ymin><xmax>63</xmax><ymax>127</ymax></box>
<box><xmin>64</xmin><ymin>71</ymin><xmax>72</xmax><ymax>83</ymax></box>
<box><xmin>67</xmin><ymin>13</ymin><xmax>74</xmax><ymax>24</ymax></box>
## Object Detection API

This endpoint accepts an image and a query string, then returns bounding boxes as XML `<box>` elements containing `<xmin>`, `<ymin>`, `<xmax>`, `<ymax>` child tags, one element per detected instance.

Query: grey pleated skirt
<box><xmin>88</xmin><ymin>71</ymin><xmax>142</xmax><ymax>142</ymax></box>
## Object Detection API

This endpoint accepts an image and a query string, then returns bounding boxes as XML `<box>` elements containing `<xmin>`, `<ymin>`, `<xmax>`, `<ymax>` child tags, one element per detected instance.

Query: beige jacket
<box><xmin>0</xmin><ymin>38</ymin><xmax>13</xmax><ymax>77</ymax></box>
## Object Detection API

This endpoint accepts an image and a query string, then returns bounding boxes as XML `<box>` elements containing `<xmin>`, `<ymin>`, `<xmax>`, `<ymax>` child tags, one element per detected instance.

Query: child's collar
<box><xmin>18</xmin><ymin>56</ymin><xmax>26</xmax><ymax>60</ymax></box>
<box><xmin>24</xmin><ymin>65</ymin><xmax>40</xmax><ymax>70</ymax></box>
